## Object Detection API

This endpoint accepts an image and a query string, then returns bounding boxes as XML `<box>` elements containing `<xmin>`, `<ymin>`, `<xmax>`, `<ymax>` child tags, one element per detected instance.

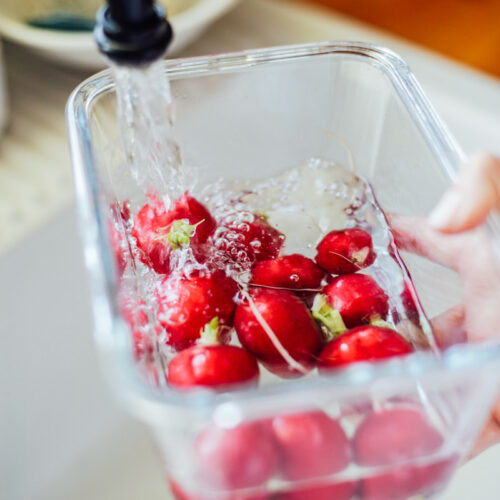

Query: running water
<box><xmin>111</xmin><ymin>60</ymin><xmax>185</xmax><ymax>386</ymax></box>
<box><xmin>112</xmin><ymin>60</ymin><xmax>184</xmax><ymax>204</ymax></box>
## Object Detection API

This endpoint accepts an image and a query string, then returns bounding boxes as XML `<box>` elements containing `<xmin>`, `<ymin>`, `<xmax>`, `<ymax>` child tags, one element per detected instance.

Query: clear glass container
<box><xmin>66</xmin><ymin>42</ymin><xmax>500</xmax><ymax>500</ymax></box>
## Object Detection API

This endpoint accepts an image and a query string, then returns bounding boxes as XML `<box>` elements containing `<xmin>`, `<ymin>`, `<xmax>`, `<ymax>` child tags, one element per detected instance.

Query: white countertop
<box><xmin>1</xmin><ymin>1</ymin><xmax>500</xmax><ymax>499</ymax></box>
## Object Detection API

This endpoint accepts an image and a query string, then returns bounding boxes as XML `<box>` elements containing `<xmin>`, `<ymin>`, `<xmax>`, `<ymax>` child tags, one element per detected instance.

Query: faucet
<box><xmin>94</xmin><ymin>0</ymin><xmax>173</xmax><ymax>65</ymax></box>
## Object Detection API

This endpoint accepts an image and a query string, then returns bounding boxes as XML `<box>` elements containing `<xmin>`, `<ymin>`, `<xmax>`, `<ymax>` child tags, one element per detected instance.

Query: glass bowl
<box><xmin>66</xmin><ymin>42</ymin><xmax>500</xmax><ymax>500</ymax></box>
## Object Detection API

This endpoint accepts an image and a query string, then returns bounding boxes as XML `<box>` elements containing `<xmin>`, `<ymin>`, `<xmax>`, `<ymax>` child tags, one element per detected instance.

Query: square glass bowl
<box><xmin>67</xmin><ymin>42</ymin><xmax>500</xmax><ymax>499</ymax></box>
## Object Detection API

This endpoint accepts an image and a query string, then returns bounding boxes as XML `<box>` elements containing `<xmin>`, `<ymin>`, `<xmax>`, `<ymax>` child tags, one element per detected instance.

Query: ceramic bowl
<box><xmin>0</xmin><ymin>0</ymin><xmax>241</xmax><ymax>69</ymax></box>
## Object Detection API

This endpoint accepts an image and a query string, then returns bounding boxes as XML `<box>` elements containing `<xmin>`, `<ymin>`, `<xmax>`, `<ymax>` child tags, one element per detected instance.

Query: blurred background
<box><xmin>1</xmin><ymin>1</ymin><xmax>499</xmax><ymax>499</ymax></box>
<box><xmin>305</xmin><ymin>0</ymin><xmax>500</xmax><ymax>78</ymax></box>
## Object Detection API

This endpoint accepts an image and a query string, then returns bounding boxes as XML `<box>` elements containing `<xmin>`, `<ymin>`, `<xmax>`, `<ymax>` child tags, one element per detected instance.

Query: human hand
<box><xmin>389</xmin><ymin>153</ymin><xmax>500</xmax><ymax>457</ymax></box>
<box><xmin>428</xmin><ymin>153</ymin><xmax>500</xmax><ymax>233</ymax></box>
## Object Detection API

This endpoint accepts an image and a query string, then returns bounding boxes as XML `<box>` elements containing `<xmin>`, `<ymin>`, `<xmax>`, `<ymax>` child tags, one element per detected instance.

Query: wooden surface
<box><xmin>296</xmin><ymin>0</ymin><xmax>500</xmax><ymax>78</ymax></box>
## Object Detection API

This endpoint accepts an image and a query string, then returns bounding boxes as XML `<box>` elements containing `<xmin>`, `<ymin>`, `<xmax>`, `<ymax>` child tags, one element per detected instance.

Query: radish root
<box><xmin>326</xmin><ymin>250</ymin><xmax>364</xmax><ymax>270</ymax></box>
<box><xmin>320</xmin><ymin>129</ymin><xmax>355</xmax><ymax>173</ymax></box>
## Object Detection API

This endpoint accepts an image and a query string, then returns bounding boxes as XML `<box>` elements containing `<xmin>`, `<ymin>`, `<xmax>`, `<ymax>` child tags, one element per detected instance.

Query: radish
<box><xmin>315</xmin><ymin>228</ymin><xmax>376</xmax><ymax>275</ymax></box>
<box><xmin>270</xmin><ymin>411</ymin><xmax>351</xmax><ymax>480</ymax></box>
<box><xmin>156</xmin><ymin>271</ymin><xmax>237</xmax><ymax>351</ymax></box>
<box><xmin>167</xmin><ymin>318</ymin><xmax>259</xmax><ymax>390</ymax></box>
<box><xmin>318</xmin><ymin>325</ymin><xmax>413</xmax><ymax>371</ymax></box>
<box><xmin>132</xmin><ymin>191</ymin><xmax>215</xmax><ymax>274</ymax></box>
<box><xmin>195</xmin><ymin>421</ymin><xmax>279</xmax><ymax>490</ymax></box>
<box><xmin>215</xmin><ymin>212</ymin><xmax>285</xmax><ymax>267</ymax></box>
<box><xmin>314</xmin><ymin>274</ymin><xmax>389</xmax><ymax>330</ymax></box>
<box><xmin>234</xmin><ymin>288</ymin><xmax>322</xmax><ymax>378</ymax></box>
<box><xmin>251</xmin><ymin>254</ymin><xmax>325</xmax><ymax>290</ymax></box>
<box><xmin>354</xmin><ymin>406</ymin><xmax>453</xmax><ymax>500</ymax></box>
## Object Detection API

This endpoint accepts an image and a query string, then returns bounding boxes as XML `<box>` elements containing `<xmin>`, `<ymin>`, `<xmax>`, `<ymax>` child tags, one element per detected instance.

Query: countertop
<box><xmin>1</xmin><ymin>1</ymin><xmax>500</xmax><ymax>499</ymax></box>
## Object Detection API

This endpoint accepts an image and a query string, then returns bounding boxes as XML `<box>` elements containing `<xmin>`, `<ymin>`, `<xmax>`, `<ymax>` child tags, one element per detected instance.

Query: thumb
<box><xmin>428</xmin><ymin>154</ymin><xmax>500</xmax><ymax>233</ymax></box>
<box><xmin>388</xmin><ymin>213</ymin><xmax>465</xmax><ymax>270</ymax></box>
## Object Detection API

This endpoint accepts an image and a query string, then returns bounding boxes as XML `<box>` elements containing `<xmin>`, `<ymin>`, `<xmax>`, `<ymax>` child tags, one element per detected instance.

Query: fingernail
<box><xmin>428</xmin><ymin>189</ymin><xmax>463</xmax><ymax>230</ymax></box>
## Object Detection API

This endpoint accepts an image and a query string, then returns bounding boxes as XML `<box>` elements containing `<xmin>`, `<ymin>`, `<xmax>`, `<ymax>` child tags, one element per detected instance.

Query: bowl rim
<box><xmin>0</xmin><ymin>0</ymin><xmax>240</xmax><ymax>51</ymax></box>
<box><xmin>66</xmin><ymin>40</ymin><xmax>500</xmax><ymax>419</ymax></box>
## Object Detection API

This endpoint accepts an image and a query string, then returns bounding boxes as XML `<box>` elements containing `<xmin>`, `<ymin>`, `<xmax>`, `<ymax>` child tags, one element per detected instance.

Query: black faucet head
<box><xmin>94</xmin><ymin>2</ymin><xmax>173</xmax><ymax>65</ymax></box>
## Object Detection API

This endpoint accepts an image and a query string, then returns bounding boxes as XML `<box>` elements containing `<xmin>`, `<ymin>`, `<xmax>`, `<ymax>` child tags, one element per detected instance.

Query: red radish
<box><xmin>360</xmin><ymin>457</ymin><xmax>457</xmax><ymax>500</ymax></box>
<box><xmin>216</xmin><ymin>212</ymin><xmax>285</xmax><ymax>267</ymax></box>
<box><xmin>318</xmin><ymin>326</ymin><xmax>412</xmax><ymax>371</ymax></box>
<box><xmin>156</xmin><ymin>271</ymin><xmax>238</xmax><ymax>351</ymax></box>
<box><xmin>387</xmin><ymin>244</ymin><xmax>422</xmax><ymax>324</ymax></box>
<box><xmin>251</xmin><ymin>254</ymin><xmax>325</xmax><ymax>290</ymax></box>
<box><xmin>195</xmin><ymin>421</ymin><xmax>279</xmax><ymax>490</ymax></box>
<box><xmin>278</xmin><ymin>481</ymin><xmax>356</xmax><ymax>500</ymax></box>
<box><xmin>109</xmin><ymin>200</ymin><xmax>132</xmax><ymax>275</ymax></box>
<box><xmin>167</xmin><ymin>344</ymin><xmax>259</xmax><ymax>389</ymax></box>
<box><xmin>401</xmin><ymin>282</ymin><xmax>420</xmax><ymax>324</ymax></box>
<box><xmin>315</xmin><ymin>228</ymin><xmax>376</xmax><ymax>275</ymax></box>
<box><xmin>271</xmin><ymin>411</ymin><xmax>351</xmax><ymax>481</ymax></box>
<box><xmin>354</xmin><ymin>407</ymin><xmax>443</xmax><ymax>466</ymax></box>
<box><xmin>132</xmin><ymin>192</ymin><xmax>216</xmax><ymax>274</ymax></box>
<box><xmin>120</xmin><ymin>297</ymin><xmax>164</xmax><ymax>384</ymax></box>
<box><xmin>354</xmin><ymin>407</ymin><xmax>451</xmax><ymax>500</ymax></box>
<box><xmin>116</xmin><ymin>199</ymin><xmax>131</xmax><ymax>223</ymax></box>
<box><xmin>121</xmin><ymin>297</ymin><xmax>154</xmax><ymax>361</ymax></box>
<box><xmin>318</xmin><ymin>274</ymin><xmax>389</xmax><ymax>329</ymax></box>
<box><xmin>110</xmin><ymin>222</ymin><xmax>128</xmax><ymax>275</ymax></box>
<box><xmin>167</xmin><ymin>318</ymin><xmax>259</xmax><ymax>389</ymax></box>
<box><xmin>234</xmin><ymin>288</ymin><xmax>323</xmax><ymax>378</ymax></box>
<box><xmin>169</xmin><ymin>479</ymin><xmax>267</xmax><ymax>500</ymax></box>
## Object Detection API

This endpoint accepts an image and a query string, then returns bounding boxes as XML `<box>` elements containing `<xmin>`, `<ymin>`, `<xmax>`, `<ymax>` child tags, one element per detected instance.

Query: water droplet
<box><xmin>236</xmin><ymin>250</ymin><xmax>249</xmax><ymax>261</ymax></box>
<box><xmin>236</xmin><ymin>222</ymin><xmax>250</xmax><ymax>232</ymax></box>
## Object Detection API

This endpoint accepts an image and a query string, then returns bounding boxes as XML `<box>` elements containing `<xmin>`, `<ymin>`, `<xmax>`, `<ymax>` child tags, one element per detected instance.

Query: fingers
<box><xmin>430</xmin><ymin>304</ymin><xmax>467</xmax><ymax>349</ymax></box>
<box><xmin>388</xmin><ymin>213</ymin><xmax>463</xmax><ymax>270</ymax></box>
<box><xmin>468</xmin><ymin>408</ymin><xmax>500</xmax><ymax>459</ymax></box>
<box><xmin>428</xmin><ymin>153</ymin><xmax>500</xmax><ymax>233</ymax></box>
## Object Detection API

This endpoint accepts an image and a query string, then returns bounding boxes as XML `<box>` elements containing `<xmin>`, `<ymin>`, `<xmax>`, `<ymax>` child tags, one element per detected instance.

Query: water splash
<box><xmin>112</xmin><ymin>157</ymin><xmax>435</xmax><ymax>382</ymax></box>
